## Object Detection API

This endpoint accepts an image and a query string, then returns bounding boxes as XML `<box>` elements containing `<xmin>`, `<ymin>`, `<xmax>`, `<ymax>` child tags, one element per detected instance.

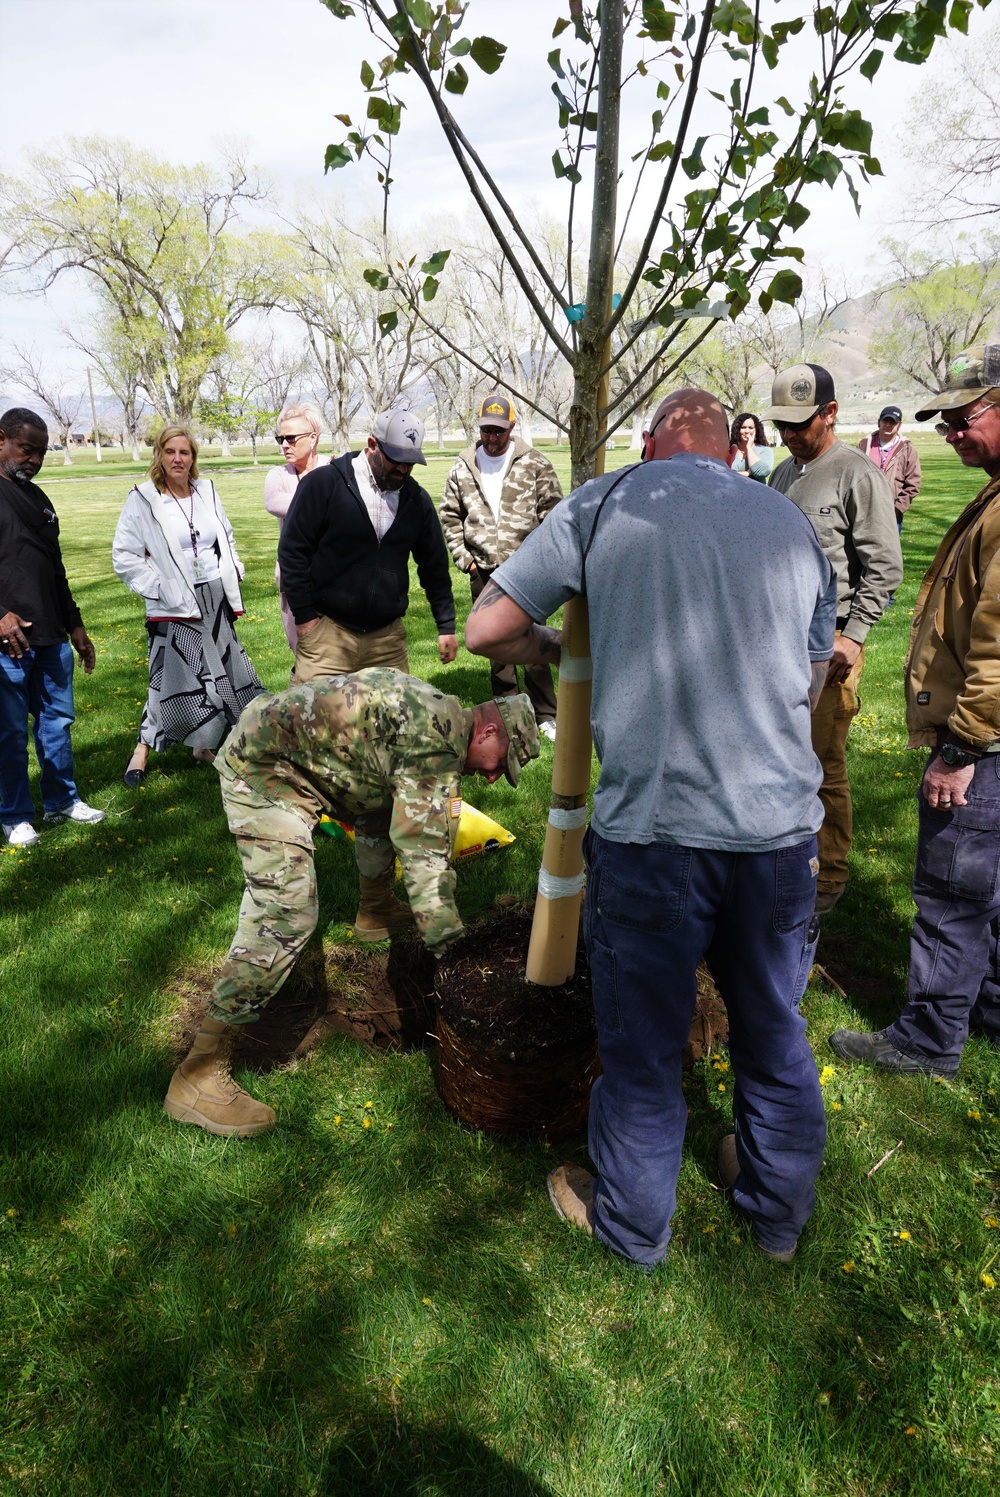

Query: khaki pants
<box><xmin>811</xmin><ymin>636</ymin><xmax>864</xmax><ymax>895</ymax></box>
<box><xmin>291</xmin><ymin>614</ymin><xmax>408</xmax><ymax>684</ymax></box>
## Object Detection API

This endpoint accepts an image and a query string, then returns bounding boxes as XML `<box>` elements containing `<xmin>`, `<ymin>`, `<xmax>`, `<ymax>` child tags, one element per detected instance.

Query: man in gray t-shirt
<box><xmin>466</xmin><ymin>388</ymin><xmax>836</xmax><ymax>1269</ymax></box>
<box><xmin>767</xmin><ymin>363</ymin><xmax>902</xmax><ymax>912</ymax></box>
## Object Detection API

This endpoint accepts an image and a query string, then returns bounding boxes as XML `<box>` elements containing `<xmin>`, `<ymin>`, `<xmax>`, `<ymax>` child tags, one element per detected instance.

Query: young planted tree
<box><xmin>320</xmin><ymin>0</ymin><xmax>977</xmax><ymax>979</ymax></box>
<box><xmin>0</xmin><ymin>344</ymin><xmax>84</xmax><ymax>464</ymax></box>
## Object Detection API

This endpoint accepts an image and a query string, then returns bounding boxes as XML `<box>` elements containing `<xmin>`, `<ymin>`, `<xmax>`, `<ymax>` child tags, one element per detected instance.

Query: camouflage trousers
<box><xmin>210</xmin><ymin>767</ymin><xmax>395</xmax><ymax>1025</ymax></box>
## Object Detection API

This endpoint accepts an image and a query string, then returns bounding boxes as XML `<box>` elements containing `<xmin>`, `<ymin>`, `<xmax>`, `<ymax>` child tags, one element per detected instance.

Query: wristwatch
<box><xmin>939</xmin><ymin>740</ymin><xmax>982</xmax><ymax>768</ymax></box>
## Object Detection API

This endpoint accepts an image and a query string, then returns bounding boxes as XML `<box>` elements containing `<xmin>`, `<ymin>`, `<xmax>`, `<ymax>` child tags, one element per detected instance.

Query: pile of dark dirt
<box><xmin>435</xmin><ymin>911</ymin><xmax>595</xmax><ymax>1064</ymax></box>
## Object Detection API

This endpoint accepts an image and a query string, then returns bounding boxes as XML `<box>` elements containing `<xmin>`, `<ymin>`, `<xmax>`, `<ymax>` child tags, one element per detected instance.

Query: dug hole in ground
<box><xmin>170</xmin><ymin>905</ymin><xmax>729</xmax><ymax>1145</ymax></box>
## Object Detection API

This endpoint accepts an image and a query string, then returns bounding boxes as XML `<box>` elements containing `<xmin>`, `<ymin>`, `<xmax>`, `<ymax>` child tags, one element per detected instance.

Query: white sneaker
<box><xmin>2</xmin><ymin>821</ymin><xmax>40</xmax><ymax>847</ymax></box>
<box><xmin>539</xmin><ymin>720</ymin><xmax>557</xmax><ymax>742</ymax></box>
<box><xmin>43</xmin><ymin>800</ymin><xmax>107</xmax><ymax>826</ymax></box>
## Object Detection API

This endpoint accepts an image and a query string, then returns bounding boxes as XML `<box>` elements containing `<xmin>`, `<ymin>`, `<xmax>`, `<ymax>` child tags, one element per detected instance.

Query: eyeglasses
<box><xmin>935</xmin><ymin>405</ymin><xmax>994</xmax><ymax>437</ymax></box>
<box><xmin>275</xmin><ymin>431</ymin><xmax>312</xmax><ymax>446</ymax></box>
<box><xmin>375</xmin><ymin>441</ymin><xmax>413</xmax><ymax>470</ymax></box>
<box><xmin>774</xmin><ymin>405</ymin><xmax>829</xmax><ymax>434</ymax></box>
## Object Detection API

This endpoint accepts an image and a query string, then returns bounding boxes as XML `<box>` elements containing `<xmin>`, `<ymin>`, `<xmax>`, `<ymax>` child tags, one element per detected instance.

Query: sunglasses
<box><xmin>375</xmin><ymin>441</ymin><xmax>414</xmax><ymax>470</ymax></box>
<box><xmin>935</xmin><ymin>405</ymin><xmax>993</xmax><ymax>437</ymax></box>
<box><xmin>773</xmin><ymin>404</ymin><xmax>830</xmax><ymax>434</ymax></box>
<box><xmin>275</xmin><ymin>431</ymin><xmax>312</xmax><ymax>446</ymax></box>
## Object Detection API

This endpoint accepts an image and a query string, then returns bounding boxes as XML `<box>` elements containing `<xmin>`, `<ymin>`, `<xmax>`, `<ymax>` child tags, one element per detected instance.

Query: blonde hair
<box><xmin>149</xmin><ymin>426</ymin><xmax>200</xmax><ymax>492</ymax></box>
<box><xmin>278</xmin><ymin>402</ymin><xmax>323</xmax><ymax>435</ymax></box>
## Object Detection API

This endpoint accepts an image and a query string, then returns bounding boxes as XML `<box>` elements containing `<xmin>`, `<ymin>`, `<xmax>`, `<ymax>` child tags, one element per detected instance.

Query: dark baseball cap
<box><xmin>762</xmin><ymin>363</ymin><xmax>837</xmax><ymax>423</ymax></box>
<box><xmin>478</xmin><ymin>393</ymin><xmax>516</xmax><ymax>430</ymax></box>
<box><xmin>879</xmin><ymin>406</ymin><xmax>903</xmax><ymax>423</ymax></box>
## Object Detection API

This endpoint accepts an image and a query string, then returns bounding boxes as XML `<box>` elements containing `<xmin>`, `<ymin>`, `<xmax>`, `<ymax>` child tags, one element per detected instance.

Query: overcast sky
<box><xmin>0</xmin><ymin>0</ymin><xmax>992</xmax><ymax>384</ymax></box>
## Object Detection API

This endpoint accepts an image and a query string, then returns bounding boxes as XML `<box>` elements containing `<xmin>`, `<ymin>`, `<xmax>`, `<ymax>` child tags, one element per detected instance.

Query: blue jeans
<box><xmin>888</xmin><ymin>752</ymin><xmax>1000</xmax><ymax>1070</ymax></box>
<box><xmin>584</xmin><ymin>829</ymin><xmax>825</xmax><ymax>1265</ymax></box>
<box><xmin>0</xmin><ymin>641</ymin><xmax>79</xmax><ymax>821</ymax></box>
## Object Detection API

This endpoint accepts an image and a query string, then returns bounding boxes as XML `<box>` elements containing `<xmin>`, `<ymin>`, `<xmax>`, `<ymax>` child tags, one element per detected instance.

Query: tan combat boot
<box><xmin>354</xmin><ymin>872</ymin><xmax>415</xmax><ymax>942</ymax></box>
<box><xmin>163</xmin><ymin>1016</ymin><xmax>277</xmax><ymax>1137</ymax></box>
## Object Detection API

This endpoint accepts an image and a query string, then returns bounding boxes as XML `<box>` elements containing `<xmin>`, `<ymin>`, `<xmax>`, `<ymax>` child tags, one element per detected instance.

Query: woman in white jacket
<box><xmin>112</xmin><ymin>426</ymin><xmax>263</xmax><ymax>787</ymax></box>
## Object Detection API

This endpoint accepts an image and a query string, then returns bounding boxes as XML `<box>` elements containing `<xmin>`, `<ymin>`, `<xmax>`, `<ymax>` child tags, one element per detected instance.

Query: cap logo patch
<box><xmin>790</xmin><ymin>378</ymin><xmax>813</xmax><ymax>401</ymax></box>
<box><xmin>951</xmin><ymin>357</ymin><xmax>968</xmax><ymax>375</ymax></box>
<box><xmin>485</xmin><ymin>401</ymin><xmax>505</xmax><ymax>414</ymax></box>
<box><xmin>917</xmin><ymin>691</ymin><xmax>930</xmax><ymax>705</ymax></box>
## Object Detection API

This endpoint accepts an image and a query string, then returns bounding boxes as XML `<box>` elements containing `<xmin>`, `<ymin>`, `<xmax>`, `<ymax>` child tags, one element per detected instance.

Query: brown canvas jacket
<box><xmin>440</xmin><ymin>438</ymin><xmax>563</xmax><ymax>572</ymax></box>
<box><xmin>857</xmin><ymin>434</ymin><xmax>922</xmax><ymax>514</ymax></box>
<box><xmin>905</xmin><ymin>475</ymin><xmax>1000</xmax><ymax>748</ymax></box>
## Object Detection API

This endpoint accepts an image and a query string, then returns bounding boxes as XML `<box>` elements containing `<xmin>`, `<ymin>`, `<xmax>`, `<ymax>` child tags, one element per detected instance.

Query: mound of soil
<box><xmin>435</xmin><ymin>910</ymin><xmax>595</xmax><ymax>1064</ymax></box>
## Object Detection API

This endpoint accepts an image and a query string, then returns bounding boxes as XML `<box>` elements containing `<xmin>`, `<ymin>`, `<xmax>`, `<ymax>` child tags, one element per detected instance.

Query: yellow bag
<box><xmin>452</xmin><ymin>799</ymin><xmax>516</xmax><ymax>861</ymax></box>
<box><xmin>319</xmin><ymin>801</ymin><xmax>514</xmax><ymax>865</ymax></box>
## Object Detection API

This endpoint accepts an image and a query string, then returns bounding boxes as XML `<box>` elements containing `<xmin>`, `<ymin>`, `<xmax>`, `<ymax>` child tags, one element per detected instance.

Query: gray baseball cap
<box><xmin>371</xmin><ymin>407</ymin><xmax>427</xmax><ymax>465</ymax></box>
<box><xmin>762</xmin><ymin>363</ymin><xmax>837</xmax><ymax>423</ymax></box>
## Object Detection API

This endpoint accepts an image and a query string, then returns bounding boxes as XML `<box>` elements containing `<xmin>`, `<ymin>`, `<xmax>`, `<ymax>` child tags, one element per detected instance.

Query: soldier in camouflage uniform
<box><xmin>164</xmin><ymin>667</ymin><xmax>540</xmax><ymax>1137</ymax></box>
<box><xmin>440</xmin><ymin>393</ymin><xmax>563</xmax><ymax>740</ymax></box>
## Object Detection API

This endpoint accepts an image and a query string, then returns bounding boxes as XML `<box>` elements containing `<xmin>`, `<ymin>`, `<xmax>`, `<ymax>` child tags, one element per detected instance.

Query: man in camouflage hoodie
<box><xmin>440</xmin><ymin>394</ymin><xmax>563</xmax><ymax>739</ymax></box>
<box><xmin>164</xmin><ymin>668</ymin><xmax>539</xmax><ymax>1137</ymax></box>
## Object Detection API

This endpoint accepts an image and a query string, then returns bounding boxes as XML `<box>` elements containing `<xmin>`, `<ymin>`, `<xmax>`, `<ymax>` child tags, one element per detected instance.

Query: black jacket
<box><xmin>278</xmin><ymin>453</ymin><xmax>456</xmax><ymax>635</ymax></box>
<box><xmin>0</xmin><ymin>476</ymin><xmax>83</xmax><ymax>649</ymax></box>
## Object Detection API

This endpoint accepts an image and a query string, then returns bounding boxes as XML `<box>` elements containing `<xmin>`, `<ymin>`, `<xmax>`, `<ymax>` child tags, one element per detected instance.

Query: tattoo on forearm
<box><xmin>469</xmin><ymin>581</ymin><xmax>507</xmax><ymax>613</ymax></box>
<box><xmin>809</xmin><ymin>660</ymin><xmax>829</xmax><ymax>713</ymax></box>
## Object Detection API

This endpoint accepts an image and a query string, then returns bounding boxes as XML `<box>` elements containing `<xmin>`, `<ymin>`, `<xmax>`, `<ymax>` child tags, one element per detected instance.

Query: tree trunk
<box><xmin>630</xmin><ymin>408</ymin><xmax>644</xmax><ymax>450</ymax></box>
<box><xmin>221</xmin><ymin>436</ymin><xmax>231</xmax><ymax>458</ymax></box>
<box><xmin>519</xmin><ymin>411</ymin><xmax>535</xmax><ymax>447</ymax></box>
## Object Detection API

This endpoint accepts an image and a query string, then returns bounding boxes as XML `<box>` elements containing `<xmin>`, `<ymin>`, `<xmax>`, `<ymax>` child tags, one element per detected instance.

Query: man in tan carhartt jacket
<box><xmin>441</xmin><ymin>393</ymin><xmax>563</xmax><ymax>738</ymax></box>
<box><xmin>832</xmin><ymin>344</ymin><xmax>1000</xmax><ymax>1079</ymax></box>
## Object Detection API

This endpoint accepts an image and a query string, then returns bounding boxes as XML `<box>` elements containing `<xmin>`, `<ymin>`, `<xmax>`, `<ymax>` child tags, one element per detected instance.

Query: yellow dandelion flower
<box><xmin>718</xmin><ymin>1083</ymin><xmax>726</xmax><ymax>1092</ymax></box>
<box><xmin>842</xmin><ymin>1261</ymin><xmax>855</xmax><ymax>1273</ymax></box>
<box><xmin>982</xmin><ymin>1273</ymin><xmax>996</xmax><ymax>1290</ymax></box>
<box><xmin>832</xmin><ymin>1102</ymin><xmax>842</xmax><ymax>1111</ymax></box>
<box><xmin>819</xmin><ymin>1066</ymin><xmax>835</xmax><ymax>1087</ymax></box>
<box><xmin>702</xmin><ymin>1224</ymin><xmax>716</xmax><ymax>1234</ymax></box>
<box><xmin>362</xmin><ymin>1117</ymin><xmax>372</xmax><ymax>1129</ymax></box>
<box><xmin>985</xmin><ymin>1216</ymin><xmax>998</xmax><ymax>1228</ymax></box>
<box><xmin>968</xmin><ymin>1109</ymin><xmax>981</xmax><ymax>1121</ymax></box>
<box><xmin>334</xmin><ymin>1115</ymin><xmax>341</xmax><ymax>1126</ymax></box>
<box><xmin>422</xmin><ymin>1297</ymin><xmax>432</xmax><ymax>1305</ymax></box>
<box><xmin>904</xmin><ymin>1426</ymin><xmax>916</xmax><ymax>1437</ymax></box>
<box><xmin>364</xmin><ymin>1100</ymin><xmax>373</xmax><ymax>1109</ymax></box>
<box><xmin>898</xmin><ymin>1231</ymin><xmax>911</xmax><ymax>1241</ymax></box>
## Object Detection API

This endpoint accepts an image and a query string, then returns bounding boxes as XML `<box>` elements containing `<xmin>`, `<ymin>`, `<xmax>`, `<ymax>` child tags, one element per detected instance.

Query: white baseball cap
<box><xmin>371</xmin><ymin>407</ymin><xmax>427</xmax><ymax>465</ymax></box>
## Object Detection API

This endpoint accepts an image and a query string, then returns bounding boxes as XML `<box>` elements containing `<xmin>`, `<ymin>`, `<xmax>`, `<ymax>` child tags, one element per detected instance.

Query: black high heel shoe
<box><xmin>124</xmin><ymin>751</ymin><xmax>147</xmax><ymax>788</ymax></box>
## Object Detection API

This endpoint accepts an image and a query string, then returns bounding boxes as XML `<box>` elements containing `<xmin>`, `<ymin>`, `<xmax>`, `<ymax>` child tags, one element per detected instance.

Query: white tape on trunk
<box><xmin>537</xmin><ymin>867</ymin><xmax>586</xmax><ymax>900</ymax></box>
<box><xmin>558</xmin><ymin>655</ymin><xmax>593</xmax><ymax>682</ymax></box>
<box><xmin>547</xmin><ymin>806</ymin><xmax>588</xmax><ymax>831</ymax></box>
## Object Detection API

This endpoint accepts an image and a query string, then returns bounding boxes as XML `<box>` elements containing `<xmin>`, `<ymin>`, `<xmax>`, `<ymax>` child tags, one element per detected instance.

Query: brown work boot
<box><xmin>354</xmin><ymin>872</ymin><xmax>415</xmax><ymax>942</ymax></box>
<box><xmin>546</xmin><ymin>1164</ymin><xmax>595</xmax><ymax>1235</ymax></box>
<box><xmin>163</xmin><ymin>1016</ymin><xmax>276</xmax><ymax>1137</ymax></box>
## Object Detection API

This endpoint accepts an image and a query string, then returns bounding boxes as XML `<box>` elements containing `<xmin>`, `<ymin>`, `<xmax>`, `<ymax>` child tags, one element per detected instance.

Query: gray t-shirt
<box><xmin>493</xmin><ymin>454</ymin><xmax>837</xmax><ymax>852</ymax></box>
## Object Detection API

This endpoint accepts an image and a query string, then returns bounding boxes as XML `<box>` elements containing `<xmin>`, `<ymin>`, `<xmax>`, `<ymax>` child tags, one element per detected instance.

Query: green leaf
<box><xmin>324</xmin><ymin>143</ymin><xmax>352</xmax><ymax>172</ymax></box>
<box><xmin>860</xmin><ymin>48</ymin><xmax>883</xmax><ymax>81</ymax></box>
<box><xmin>768</xmin><ymin>268</ymin><xmax>803</xmax><ymax>305</ymax></box>
<box><xmin>363</xmin><ymin>267</ymin><xmax>390</xmax><ymax>290</ymax></box>
<box><xmin>548</xmin><ymin>48</ymin><xmax>565</xmax><ymax>78</ymax></box>
<box><xmin>360</xmin><ymin>59</ymin><xmax>375</xmax><ymax>89</ymax></box>
<box><xmin>367</xmin><ymin>95</ymin><xmax>391</xmax><ymax>121</ymax></box>
<box><xmin>422</xmin><ymin>276</ymin><xmax>439</xmax><ymax>301</ymax></box>
<box><xmin>647</xmin><ymin>140</ymin><xmax>673</xmax><ymax>163</ymax></box>
<box><xmin>444</xmin><ymin>63</ymin><xmax>468</xmax><ymax>94</ymax></box>
<box><xmin>552</xmin><ymin>150</ymin><xmax>566</xmax><ymax>179</ymax></box>
<box><xmin>552</xmin><ymin>16</ymin><xmax>570</xmax><ymax>38</ymax></box>
<box><xmin>421</xmin><ymin>249</ymin><xmax>451</xmax><ymax>274</ymax></box>
<box><xmin>334</xmin><ymin>113</ymin><xmax>352</xmax><ymax>126</ymax></box>
<box><xmin>378</xmin><ymin>311</ymin><xmax>399</xmax><ymax>338</ymax></box>
<box><xmin>808</xmin><ymin>149</ymin><xmax>842</xmax><ymax>186</ymax></box>
<box><xmin>641</xmin><ymin>0</ymin><xmax>676</xmax><ymax>42</ymax></box>
<box><xmin>451</xmin><ymin>37</ymin><xmax>471</xmax><ymax>55</ymax></box>
<box><xmin>469</xmin><ymin>35</ymin><xmax>507</xmax><ymax>74</ymax></box>
<box><xmin>784</xmin><ymin>200</ymin><xmax>810</xmax><ymax>230</ymax></box>
<box><xmin>405</xmin><ymin>0</ymin><xmax>435</xmax><ymax>31</ymax></box>
<box><xmin>322</xmin><ymin>0</ymin><xmax>354</xmax><ymax>17</ymax></box>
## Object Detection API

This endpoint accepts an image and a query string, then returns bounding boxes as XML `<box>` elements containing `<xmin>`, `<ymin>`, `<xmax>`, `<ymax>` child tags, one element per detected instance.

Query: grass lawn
<box><xmin>1</xmin><ymin>440</ymin><xmax>999</xmax><ymax>1496</ymax></box>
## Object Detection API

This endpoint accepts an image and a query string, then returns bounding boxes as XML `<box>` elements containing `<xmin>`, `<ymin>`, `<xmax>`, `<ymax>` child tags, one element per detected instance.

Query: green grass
<box><xmin>1</xmin><ymin>442</ymin><xmax>999</xmax><ymax>1495</ymax></box>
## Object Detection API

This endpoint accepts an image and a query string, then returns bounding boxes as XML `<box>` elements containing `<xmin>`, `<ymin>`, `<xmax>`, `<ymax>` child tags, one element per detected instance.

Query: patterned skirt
<box><xmin>140</xmin><ymin>577</ymin><xmax>263</xmax><ymax>752</ymax></box>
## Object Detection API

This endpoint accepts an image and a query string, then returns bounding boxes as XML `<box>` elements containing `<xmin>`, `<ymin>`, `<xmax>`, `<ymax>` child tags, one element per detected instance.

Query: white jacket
<box><xmin>112</xmin><ymin>477</ymin><xmax>245</xmax><ymax>620</ymax></box>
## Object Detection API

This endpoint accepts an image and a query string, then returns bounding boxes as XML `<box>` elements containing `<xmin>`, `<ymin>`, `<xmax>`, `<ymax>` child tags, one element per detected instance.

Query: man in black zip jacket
<box><xmin>278</xmin><ymin>407</ymin><xmax>457</xmax><ymax>683</ymax></box>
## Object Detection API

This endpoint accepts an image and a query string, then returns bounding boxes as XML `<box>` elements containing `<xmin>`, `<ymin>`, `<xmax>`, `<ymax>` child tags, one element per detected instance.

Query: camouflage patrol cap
<box><xmin>492</xmin><ymin>693</ymin><xmax>540</xmax><ymax>787</ymax></box>
<box><xmin>914</xmin><ymin>346</ymin><xmax>1000</xmax><ymax>420</ymax></box>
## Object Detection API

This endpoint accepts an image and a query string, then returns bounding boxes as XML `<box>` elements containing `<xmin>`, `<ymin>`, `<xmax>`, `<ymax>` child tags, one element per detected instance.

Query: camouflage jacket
<box><xmin>219</xmin><ymin>668</ymin><xmax>474</xmax><ymax>952</ymax></box>
<box><xmin>440</xmin><ymin>438</ymin><xmax>563</xmax><ymax>572</ymax></box>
